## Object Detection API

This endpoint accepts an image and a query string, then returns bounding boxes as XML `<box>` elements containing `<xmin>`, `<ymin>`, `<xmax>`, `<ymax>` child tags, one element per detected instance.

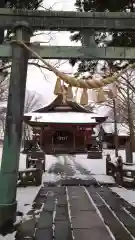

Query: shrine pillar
<box><xmin>0</xmin><ymin>22</ymin><xmax>31</xmax><ymax>229</ymax></box>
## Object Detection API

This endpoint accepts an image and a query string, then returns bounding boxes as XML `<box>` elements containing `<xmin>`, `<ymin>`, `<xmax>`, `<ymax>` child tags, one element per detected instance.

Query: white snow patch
<box><xmin>74</xmin><ymin>154</ymin><xmax>115</xmax><ymax>184</ymax></box>
<box><xmin>0</xmin><ymin>147</ymin><xmax>41</xmax><ymax>219</ymax></box>
<box><xmin>0</xmin><ymin>147</ymin><xmax>27</xmax><ymax>170</ymax></box>
<box><xmin>42</xmin><ymin>172</ymin><xmax>61</xmax><ymax>183</ymax></box>
<box><xmin>16</xmin><ymin>186</ymin><xmax>40</xmax><ymax>215</ymax></box>
<box><xmin>56</xmin><ymin>155</ymin><xmax>65</xmax><ymax>165</ymax></box>
<box><xmin>103</xmin><ymin>149</ymin><xmax>125</xmax><ymax>160</ymax></box>
<box><xmin>0</xmin><ymin>232</ymin><xmax>16</xmax><ymax>240</ymax></box>
<box><xmin>64</xmin><ymin>155</ymin><xmax>79</xmax><ymax>174</ymax></box>
<box><xmin>18</xmin><ymin>154</ymin><xmax>27</xmax><ymax>170</ymax></box>
<box><xmin>111</xmin><ymin>187</ymin><xmax>135</xmax><ymax>207</ymax></box>
<box><xmin>45</xmin><ymin>155</ymin><xmax>58</xmax><ymax>171</ymax></box>
<box><xmin>93</xmin><ymin>174</ymin><xmax>115</xmax><ymax>184</ymax></box>
<box><xmin>103</xmin><ymin>149</ymin><xmax>135</xmax><ymax>163</ymax></box>
<box><xmin>0</xmin><ymin>148</ymin><xmax>40</xmax><ymax>215</ymax></box>
<box><xmin>102</xmin><ymin>123</ymin><xmax>129</xmax><ymax>136</ymax></box>
<box><xmin>0</xmin><ymin>151</ymin><xmax>60</xmax><ymax>239</ymax></box>
<box><xmin>75</xmin><ymin>154</ymin><xmax>106</xmax><ymax>174</ymax></box>
<box><xmin>58</xmin><ymin>155</ymin><xmax>95</xmax><ymax>180</ymax></box>
<box><xmin>25</xmin><ymin>112</ymin><xmax>96</xmax><ymax>124</ymax></box>
<box><xmin>0</xmin><ymin>186</ymin><xmax>40</xmax><ymax>239</ymax></box>
<box><xmin>103</xmin><ymin>149</ymin><xmax>135</xmax><ymax>170</ymax></box>
<box><xmin>93</xmin><ymin>104</ymin><xmax>112</xmax><ymax>118</ymax></box>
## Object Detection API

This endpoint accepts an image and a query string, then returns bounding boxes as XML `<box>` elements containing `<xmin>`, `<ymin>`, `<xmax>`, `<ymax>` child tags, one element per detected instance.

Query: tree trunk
<box><xmin>127</xmin><ymin>83</ymin><xmax>133</xmax><ymax>163</ymax></box>
<box><xmin>113</xmin><ymin>98</ymin><xmax>119</xmax><ymax>157</ymax></box>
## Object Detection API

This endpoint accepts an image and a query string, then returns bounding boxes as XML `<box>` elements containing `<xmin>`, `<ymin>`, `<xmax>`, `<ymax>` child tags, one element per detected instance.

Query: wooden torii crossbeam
<box><xmin>1</xmin><ymin>44</ymin><xmax>135</xmax><ymax>60</ymax></box>
<box><xmin>0</xmin><ymin>9</ymin><xmax>135</xmax><ymax>60</ymax></box>
<box><xmin>0</xmin><ymin>9</ymin><xmax>135</xmax><ymax>30</ymax></box>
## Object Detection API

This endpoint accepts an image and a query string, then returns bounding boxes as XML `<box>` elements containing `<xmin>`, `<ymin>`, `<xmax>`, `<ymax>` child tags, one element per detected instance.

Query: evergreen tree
<box><xmin>0</xmin><ymin>0</ymin><xmax>43</xmax><ymax>43</ymax></box>
<box><xmin>71</xmin><ymin>0</ymin><xmax>135</xmax><ymax>73</ymax></box>
<box><xmin>5</xmin><ymin>0</ymin><xmax>43</xmax><ymax>9</ymax></box>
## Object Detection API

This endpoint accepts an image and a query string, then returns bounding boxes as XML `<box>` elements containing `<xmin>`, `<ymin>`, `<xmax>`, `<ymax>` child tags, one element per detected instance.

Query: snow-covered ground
<box><xmin>74</xmin><ymin>151</ymin><xmax>135</xmax><ymax>207</ymax></box>
<box><xmin>0</xmin><ymin>148</ymin><xmax>59</xmax><ymax>219</ymax></box>
<box><xmin>103</xmin><ymin>149</ymin><xmax>135</xmax><ymax>164</ymax></box>
<box><xmin>74</xmin><ymin>153</ymin><xmax>115</xmax><ymax>184</ymax></box>
<box><xmin>0</xmin><ymin>150</ymin><xmax>62</xmax><ymax>240</ymax></box>
<box><xmin>111</xmin><ymin>187</ymin><xmax>135</xmax><ymax>207</ymax></box>
<box><xmin>1</xmin><ymin>146</ymin><xmax>135</xmax><ymax>237</ymax></box>
<box><xmin>16</xmin><ymin>186</ymin><xmax>41</xmax><ymax>215</ymax></box>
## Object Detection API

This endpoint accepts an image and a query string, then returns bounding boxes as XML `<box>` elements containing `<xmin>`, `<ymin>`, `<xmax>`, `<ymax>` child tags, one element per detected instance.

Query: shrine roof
<box><xmin>23</xmin><ymin>95</ymin><xmax>107</xmax><ymax>125</ymax></box>
<box><xmin>24</xmin><ymin>112</ymin><xmax>97</xmax><ymax>125</ymax></box>
<box><xmin>31</xmin><ymin>95</ymin><xmax>92</xmax><ymax>113</ymax></box>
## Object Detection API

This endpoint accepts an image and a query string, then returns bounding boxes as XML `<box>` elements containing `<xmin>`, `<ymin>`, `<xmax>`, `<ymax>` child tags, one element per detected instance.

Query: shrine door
<box><xmin>53</xmin><ymin>130</ymin><xmax>74</xmax><ymax>152</ymax></box>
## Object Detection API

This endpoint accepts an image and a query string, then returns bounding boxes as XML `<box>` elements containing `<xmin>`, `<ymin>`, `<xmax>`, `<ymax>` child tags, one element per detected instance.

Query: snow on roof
<box><xmin>93</xmin><ymin>104</ymin><xmax>112</xmax><ymax>117</ymax></box>
<box><xmin>86</xmin><ymin>103</ymin><xmax>111</xmax><ymax>118</ymax></box>
<box><xmin>102</xmin><ymin>123</ymin><xmax>129</xmax><ymax>136</ymax></box>
<box><xmin>25</xmin><ymin>112</ymin><xmax>97</xmax><ymax>124</ymax></box>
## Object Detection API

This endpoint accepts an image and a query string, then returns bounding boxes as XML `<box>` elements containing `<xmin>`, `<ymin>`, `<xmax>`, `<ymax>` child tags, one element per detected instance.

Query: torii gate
<box><xmin>0</xmin><ymin>8</ymin><xmax>134</xmax><ymax>228</ymax></box>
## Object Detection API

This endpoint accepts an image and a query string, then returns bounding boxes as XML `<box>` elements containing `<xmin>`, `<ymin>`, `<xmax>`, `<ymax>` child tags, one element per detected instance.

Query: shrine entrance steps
<box><xmin>14</xmin><ymin>185</ymin><xmax>135</xmax><ymax>240</ymax></box>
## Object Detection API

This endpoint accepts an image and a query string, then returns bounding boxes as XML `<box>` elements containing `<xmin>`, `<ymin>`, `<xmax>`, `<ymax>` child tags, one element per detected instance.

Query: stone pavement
<box><xmin>9</xmin><ymin>154</ymin><xmax>135</xmax><ymax>239</ymax></box>
<box><xmin>14</xmin><ymin>184</ymin><xmax>135</xmax><ymax>240</ymax></box>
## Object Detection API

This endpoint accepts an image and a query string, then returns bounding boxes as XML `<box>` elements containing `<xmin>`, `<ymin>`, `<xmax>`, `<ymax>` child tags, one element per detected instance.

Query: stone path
<box><xmin>14</xmin><ymin>185</ymin><xmax>135</xmax><ymax>240</ymax></box>
<box><xmin>10</xmin><ymin>155</ymin><xmax>135</xmax><ymax>239</ymax></box>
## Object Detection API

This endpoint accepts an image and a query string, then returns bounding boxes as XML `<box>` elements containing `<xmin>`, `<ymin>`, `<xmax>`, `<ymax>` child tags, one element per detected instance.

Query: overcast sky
<box><xmin>26</xmin><ymin>0</ymin><xmax>78</xmax><ymax>104</ymax></box>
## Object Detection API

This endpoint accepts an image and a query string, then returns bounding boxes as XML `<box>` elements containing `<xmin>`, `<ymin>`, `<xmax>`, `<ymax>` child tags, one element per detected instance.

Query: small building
<box><xmin>101</xmin><ymin>122</ymin><xmax>129</xmax><ymax>149</ymax></box>
<box><xmin>23</xmin><ymin>95</ymin><xmax>107</xmax><ymax>154</ymax></box>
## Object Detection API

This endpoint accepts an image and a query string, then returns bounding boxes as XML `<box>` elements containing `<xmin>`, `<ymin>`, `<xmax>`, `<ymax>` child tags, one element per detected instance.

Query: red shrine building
<box><xmin>23</xmin><ymin>95</ymin><xmax>107</xmax><ymax>154</ymax></box>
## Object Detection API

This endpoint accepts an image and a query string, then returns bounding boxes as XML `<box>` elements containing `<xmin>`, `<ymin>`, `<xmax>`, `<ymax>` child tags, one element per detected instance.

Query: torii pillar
<box><xmin>0</xmin><ymin>21</ymin><xmax>31</xmax><ymax>229</ymax></box>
